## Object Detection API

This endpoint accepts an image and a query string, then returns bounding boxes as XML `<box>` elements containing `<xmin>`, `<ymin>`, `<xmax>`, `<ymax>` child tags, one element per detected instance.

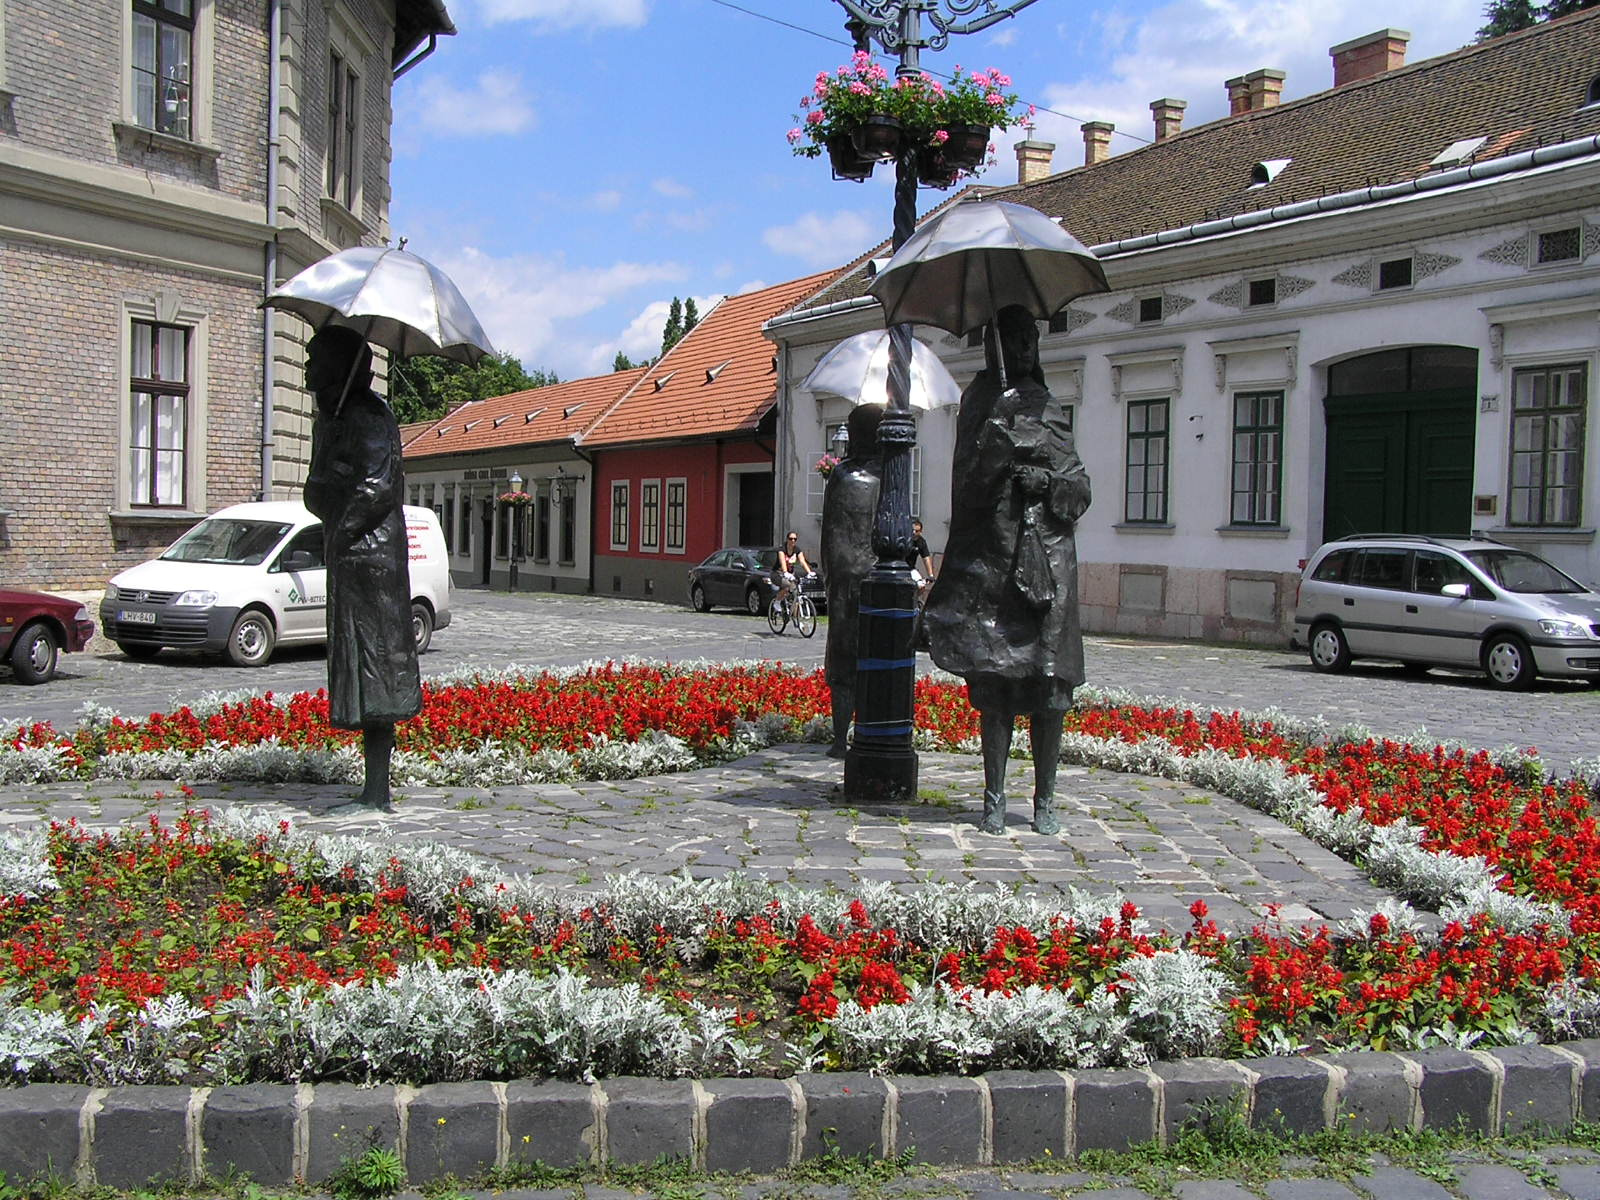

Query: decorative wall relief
<box><xmin>1332</xmin><ymin>261</ymin><xmax>1373</xmax><ymax>289</ymax></box>
<box><xmin>1277</xmin><ymin>275</ymin><xmax>1314</xmax><ymax>300</ymax></box>
<box><xmin>1414</xmin><ymin>252</ymin><xmax>1461</xmax><ymax>280</ymax></box>
<box><xmin>1207</xmin><ymin>281</ymin><xmax>1245</xmax><ymax>309</ymax></box>
<box><xmin>1480</xmin><ymin>233</ymin><xmax>1530</xmax><ymax>267</ymax></box>
<box><xmin>1162</xmin><ymin>292</ymin><xmax>1195</xmax><ymax>318</ymax></box>
<box><xmin>1107</xmin><ymin>298</ymin><xmax>1140</xmax><ymax>325</ymax></box>
<box><xmin>1585</xmin><ymin>220</ymin><xmax>1600</xmax><ymax>260</ymax></box>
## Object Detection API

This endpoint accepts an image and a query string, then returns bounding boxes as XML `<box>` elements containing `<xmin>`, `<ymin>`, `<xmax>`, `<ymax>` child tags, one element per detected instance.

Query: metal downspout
<box><xmin>570</xmin><ymin>439</ymin><xmax>596</xmax><ymax>594</ymax></box>
<box><xmin>261</xmin><ymin>0</ymin><xmax>282</xmax><ymax>500</ymax></box>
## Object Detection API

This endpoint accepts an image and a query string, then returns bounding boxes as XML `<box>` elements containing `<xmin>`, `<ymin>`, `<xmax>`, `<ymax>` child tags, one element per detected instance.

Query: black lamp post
<box><xmin>507</xmin><ymin>469</ymin><xmax>524</xmax><ymax>592</ymax></box>
<box><xmin>827</xmin><ymin>0</ymin><xmax>1036</xmax><ymax>803</ymax></box>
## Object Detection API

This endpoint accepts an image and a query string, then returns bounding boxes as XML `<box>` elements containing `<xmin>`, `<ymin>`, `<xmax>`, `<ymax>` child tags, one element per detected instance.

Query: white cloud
<box><xmin>1027</xmin><ymin>0</ymin><xmax>1481</xmax><ymax>156</ymax></box>
<box><xmin>762</xmin><ymin>210</ymin><xmax>881</xmax><ymax>269</ymax></box>
<box><xmin>429</xmin><ymin>245</ymin><xmax>687</xmax><ymax>377</ymax></box>
<box><xmin>652</xmin><ymin>177</ymin><xmax>694</xmax><ymax>199</ymax></box>
<box><xmin>581</xmin><ymin>291</ymin><xmax>726</xmax><ymax>376</ymax></box>
<box><xmin>472</xmin><ymin>0</ymin><xmax>648</xmax><ymax>29</ymax></box>
<box><xmin>590</xmin><ymin>190</ymin><xmax>624</xmax><ymax>212</ymax></box>
<box><xmin>404</xmin><ymin>70</ymin><xmax>534</xmax><ymax>138</ymax></box>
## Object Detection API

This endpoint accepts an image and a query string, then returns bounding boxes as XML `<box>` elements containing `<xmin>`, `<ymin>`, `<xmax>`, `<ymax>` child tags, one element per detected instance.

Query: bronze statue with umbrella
<box><xmin>265</xmin><ymin>242</ymin><xmax>494</xmax><ymax>811</ymax></box>
<box><xmin>868</xmin><ymin>199</ymin><xmax>1108</xmax><ymax>834</ymax></box>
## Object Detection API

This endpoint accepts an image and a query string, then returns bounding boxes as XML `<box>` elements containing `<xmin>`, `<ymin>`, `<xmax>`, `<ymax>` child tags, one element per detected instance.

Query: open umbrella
<box><xmin>799</xmin><ymin>330</ymin><xmax>960</xmax><ymax>411</ymax></box>
<box><xmin>264</xmin><ymin>242</ymin><xmax>495</xmax><ymax>366</ymax></box>
<box><xmin>866</xmin><ymin>199</ymin><xmax>1108</xmax><ymax>337</ymax></box>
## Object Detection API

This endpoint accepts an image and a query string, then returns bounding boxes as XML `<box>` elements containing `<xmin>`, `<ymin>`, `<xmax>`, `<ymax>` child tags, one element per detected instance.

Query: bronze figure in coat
<box><xmin>303</xmin><ymin>326</ymin><xmax>422</xmax><ymax>809</ymax></box>
<box><xmin>923</xmin><ymin>305</ymin><xmax>1091</xmax><ymax>835</ymax></box>
<box><xmin>820</xmin><ymin>403</ymin><xmax>884</xmax><ymax>758</ymax></box>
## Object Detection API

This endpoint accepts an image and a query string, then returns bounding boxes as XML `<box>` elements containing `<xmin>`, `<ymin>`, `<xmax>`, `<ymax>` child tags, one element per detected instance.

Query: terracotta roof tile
<box><xmin>788</xmin><ymin>11</ymin><xmax>1600</xmax><ymax>315</ymax></box>
<box><xmin>403</xmin><ymin>368</ymin><xmax>647</xmax><ymax>462</ymax></box>
<box><xmin>581</xmin><ymin>270</ymin><xmax>839</xmax><ymax>448</ymax></box>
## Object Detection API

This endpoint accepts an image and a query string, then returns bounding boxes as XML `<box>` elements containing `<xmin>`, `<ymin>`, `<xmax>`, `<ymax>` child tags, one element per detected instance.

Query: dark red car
<box><xmin>0</xmin><ymin>589</ymin><xmax>95</xmax><ymax>684</ymax></box>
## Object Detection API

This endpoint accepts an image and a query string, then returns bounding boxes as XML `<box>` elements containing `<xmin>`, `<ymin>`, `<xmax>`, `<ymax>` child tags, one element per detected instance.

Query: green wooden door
<box><xmin>1324</xmin><ymin>389</ymin><xmax>1473</xmax><ymax>537</ymax></box>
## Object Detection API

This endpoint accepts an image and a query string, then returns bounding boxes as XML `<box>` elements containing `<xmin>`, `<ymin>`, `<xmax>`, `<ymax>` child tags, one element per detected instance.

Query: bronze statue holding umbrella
<box><xmin>265</xmin><ymin>242</ymin><xmax>494</xmax><ymax>811</ymax></box>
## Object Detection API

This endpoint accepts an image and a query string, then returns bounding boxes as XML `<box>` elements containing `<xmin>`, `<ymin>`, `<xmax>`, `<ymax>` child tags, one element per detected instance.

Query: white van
<box><xmin>100</xmin><ymin>501</ymin><xmax>452</xmax><ymax>666</ymax></box>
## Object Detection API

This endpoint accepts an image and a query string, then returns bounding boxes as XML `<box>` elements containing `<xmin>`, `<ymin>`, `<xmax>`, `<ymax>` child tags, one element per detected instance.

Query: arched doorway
<box><xmin>1323</xmin><ymin>347</ymin><xmax>1477</xmax><ymax>538</ymax></box>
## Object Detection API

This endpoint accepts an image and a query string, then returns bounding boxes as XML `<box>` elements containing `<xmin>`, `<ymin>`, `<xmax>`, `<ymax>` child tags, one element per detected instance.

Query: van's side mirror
<box><xmin>1441</xmin><ymin>583</ymin><xmax>1470</xmax><ymax>599</ymax></box>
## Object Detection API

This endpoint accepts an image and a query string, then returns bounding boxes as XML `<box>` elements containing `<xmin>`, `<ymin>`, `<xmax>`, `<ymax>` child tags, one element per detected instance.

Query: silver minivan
<box><xmin>1291</xmin><ymin>535</ymin><xmax>1600</xmax><ymax>689</ymax></box>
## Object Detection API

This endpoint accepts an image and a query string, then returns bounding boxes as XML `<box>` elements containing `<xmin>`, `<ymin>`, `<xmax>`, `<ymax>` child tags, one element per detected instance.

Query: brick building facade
<box><xmin>0</xmin><ymin>0</ymin><xmax>454</xmax><ymax>589</ymax></box>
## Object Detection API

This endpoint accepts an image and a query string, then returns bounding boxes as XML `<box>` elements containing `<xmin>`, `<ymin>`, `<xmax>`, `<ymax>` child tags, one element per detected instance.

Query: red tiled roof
<box><xmin>403</xmin><ymin>368</ymin><xmax>647</xmax><ymax>462</ymax></box>
<box><xmin>580</xmin><ymin>270</ymin><xmax>839</xmax><ymax>448</ymax></box>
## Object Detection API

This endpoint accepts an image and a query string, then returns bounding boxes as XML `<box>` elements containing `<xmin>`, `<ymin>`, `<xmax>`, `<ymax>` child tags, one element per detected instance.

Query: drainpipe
<box><xmin>393</xmin><ymin>34</ymin><xmax>438</xmax><ymax>80</ymax></box>
<box><xmin>570</xmin><ymin>439</ymin><xmax>596</xmax><ymax>594</ymax></box>
<box><xmin>260</xmin><ymin>0</ymin><xmax>282</xmax><ymax>500</ymax></box>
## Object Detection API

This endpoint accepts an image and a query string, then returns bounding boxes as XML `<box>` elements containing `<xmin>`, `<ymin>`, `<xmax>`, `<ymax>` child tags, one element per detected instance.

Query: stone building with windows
<box><xmin>0</xmin><ymin>0</ymin><xmax>454</xmax><ymax>590</ymax></box>
<box><xmin>768</xmin><ymin>12</ymin><xmax>1600</xmax><ymax>643</ymax></box>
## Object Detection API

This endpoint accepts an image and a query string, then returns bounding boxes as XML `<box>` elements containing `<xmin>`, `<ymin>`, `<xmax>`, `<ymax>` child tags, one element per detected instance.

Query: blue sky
<box><xmin>390</xmin><ymin>0</ymin><xmax>1485</xmax><ymax>381</ymax></box>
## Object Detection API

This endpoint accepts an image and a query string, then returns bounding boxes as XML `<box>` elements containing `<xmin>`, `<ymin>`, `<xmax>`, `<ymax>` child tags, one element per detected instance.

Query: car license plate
<box><xmin>117</xmin><ymin>610</ymin><xmax>157</xmax><ymax>625</ymax></box>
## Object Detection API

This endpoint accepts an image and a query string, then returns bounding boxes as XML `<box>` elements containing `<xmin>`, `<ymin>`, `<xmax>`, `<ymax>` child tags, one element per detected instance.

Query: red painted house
<box><xmin>580</xmin><ymin>271</ymin><xmax>835</xmax><ymax>604</ymax></box>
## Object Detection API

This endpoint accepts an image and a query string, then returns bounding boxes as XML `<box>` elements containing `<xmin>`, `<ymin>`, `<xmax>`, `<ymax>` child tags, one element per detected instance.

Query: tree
<box><xmin>683</xmin><ymin>298</ymin><xmax>700</xmax><ymax>336</ymax></box>
<box><xmin>613</xmin><ymin>350</ymin><xmax>637</xmax><ymax>371</ymax></box>
<box><xmin>660</xmin><ymin>298</ymin><xmax>684</xmax><ymax>356</ymax></box>
<box><xmin>1476</xmin><ymin>0</ymin><xmax>1596</xmax><ymax>39</ymax></box>
<box><xmin>387</xmin><ymin>352</ymin><xmax>557</xmax><ymax>424</ymax></box>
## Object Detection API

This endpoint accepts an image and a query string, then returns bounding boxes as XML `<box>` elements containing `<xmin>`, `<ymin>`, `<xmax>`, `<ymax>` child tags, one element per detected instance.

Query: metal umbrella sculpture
<box><xmin>799</xmin><ymin>330</ymin><xmax>961</xmax><ymax>411</ymax></box>
<box><xmin>265</xmin><ymin>242</ymin><xmax>496</xmax><ymax>408</ymax></box>
<box><xmin>867</xmin><ymin>199</ymin><xmax>1108</xmax><ymax>338</ymax></box>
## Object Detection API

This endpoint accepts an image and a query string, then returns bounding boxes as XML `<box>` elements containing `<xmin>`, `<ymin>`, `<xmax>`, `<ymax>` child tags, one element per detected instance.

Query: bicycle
<box><xmin>767</xmin><ymin>584</ymin><xmax>818</xmax><ymax>637</ymax></box>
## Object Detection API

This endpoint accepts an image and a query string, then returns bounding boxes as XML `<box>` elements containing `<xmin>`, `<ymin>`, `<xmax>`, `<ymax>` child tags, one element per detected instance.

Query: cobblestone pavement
<box><xmin>4</xmin><ymin>591</ymin><xmax>1600</xmax><ymax>1195</ymax></box>
<box><xmin>314</xmin><ymin>1141</ymin><xmax>1600</xmax><ymax>1199</ymax></box>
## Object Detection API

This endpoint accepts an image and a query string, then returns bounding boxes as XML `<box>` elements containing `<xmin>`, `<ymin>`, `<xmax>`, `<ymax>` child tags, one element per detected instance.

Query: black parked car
<box><xmin>687</xmin><ymin>547</ymin><xmax>825</xmax><ymax>615</ymax></box>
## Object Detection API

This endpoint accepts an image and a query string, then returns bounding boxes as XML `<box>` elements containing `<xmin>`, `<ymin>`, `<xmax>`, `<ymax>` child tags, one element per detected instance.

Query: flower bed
<box><xmin>2</xmin><ymin>663</ymin><xmax>1600</xmax><ymax>1086</ymax></box>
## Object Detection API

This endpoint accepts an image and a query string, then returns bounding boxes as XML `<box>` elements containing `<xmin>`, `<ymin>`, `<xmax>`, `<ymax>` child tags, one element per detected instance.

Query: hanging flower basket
<box><xmin>850</xmin><ymin>114</ymin><xmax>903</xmax><ymax>160</ymax></box>
<box><xmin>815</xmin><ymin>452</ymin><xmax>841</xmax><ymax>478</ymax></box>
<box><xmin>826</xmin><ymin>135</ymin><xmax>875</xmax><ymax>182</ymax></box>
<box><xmin>938</xmin><ymin>123</ymin><xmax>991</xmax><ymax>170</ymax></box>
<box><xmin>915</xmin><ymin>147</ymin><xmax>960</xmax><ymax>189</ymax></box>
<box><xmin>497</xmin><ymin>491</ymin><xmax>533</xmax><ymax>506</ymax></box>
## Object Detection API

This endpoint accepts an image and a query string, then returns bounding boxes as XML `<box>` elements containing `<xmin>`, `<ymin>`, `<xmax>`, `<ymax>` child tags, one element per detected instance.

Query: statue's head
<box><xmin>306</xmin><ymin>325</ymin><xmax>374</xmax><ymax>408</ymax></box>
<box><xmin>995</xmin><ymin>305</ymin><xmax>1040</xmax><ymax>375</ymax></box>
<box><xmin>845</xmin><ymin>402</ymin><xmax>884</xmax><ymax>458</ymax></box>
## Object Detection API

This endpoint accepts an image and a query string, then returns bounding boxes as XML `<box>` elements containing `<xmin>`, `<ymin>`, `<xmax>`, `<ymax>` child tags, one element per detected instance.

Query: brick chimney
<box><xmin>1013</xmin><ymin>131</ymin><xmax>1056</xmax><ymax>184</ymax></box>
<box><xmin>1150</xmin><ymin>98</ymin><xmax>1187</xmax><ymax>141</ymax></box>
<box><xmin>1226</xmin><ymin>75</ymin><xmax>1250</xmax><ymax>115</ymax></box>
<box><xmin>1081</xmin><ymin>120</ymin><xmax>1113</xmax><ymax>166</ymax></box>
<box><xmin>1330</xmin><ymin>28</ymin><xmax>1410</xmax><ymax>87</ymax></box>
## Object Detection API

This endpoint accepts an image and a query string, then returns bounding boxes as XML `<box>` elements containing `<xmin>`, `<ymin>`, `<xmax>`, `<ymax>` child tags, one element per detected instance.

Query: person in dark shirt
<box><xmin>905</xmin><ymin>518</ymin><xmax>935</xmax><ymax>601</ymax></box>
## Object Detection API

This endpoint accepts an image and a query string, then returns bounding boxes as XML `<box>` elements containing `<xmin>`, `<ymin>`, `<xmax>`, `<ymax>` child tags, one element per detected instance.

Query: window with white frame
<box><xmin>132</xmin><ymin>0</ymin><xmax>193</xmax><ymax>138</ymax></box>
<box><xmin>129</xmin><ymin>320</ymin><xmax>190</xmax><ymax>508</ymax></box>
<box><xmin>1124</xmin><ymin>398</ymin><xmax>1169</xmax><ymax>523</ymax></box>
<box><xmin>326</xmin><ymin>49</ymin><xmax>360</xmax><ymax>210</ymax></box>
<box><xmin>1230</xmin><ymin>390</ymin><xmax>1283</xmax><ymax>525</ymax></box>
<box><xmin>639</xmin><ymin>479</ymin><xmax>661</xmax><ymax>551</ymax></box>
<box><xmin>1509</xmin><ymin>363</ymin><xmax>1587</xmax><ymax>526</ymax></box>
<box><xmin>665</xmin><ymin>478</ymin><xmax>687</xmax><ymax>553</ymax></box>
<box><xmin>610</xmin><ymin>481</ymin><xmax>630</xmax><ymax>550</ymax></box>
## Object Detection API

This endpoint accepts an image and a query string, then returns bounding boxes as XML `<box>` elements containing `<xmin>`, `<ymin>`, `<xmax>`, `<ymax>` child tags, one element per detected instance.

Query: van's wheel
<box><xmin>412</xmin><ymin>602</ymin><xmax>434</xmax><ymax>654</ymax></box>
<box><xmin>118</xmin><ymin>642</ymin><xmax>162</xmax><ymax>661</ymax></box>
<box><xmin>1308</xmin><ymin>622</ymin><xmax>1351</xmax><ymax>673</ymax></box>
<box><xmin>1482</xmin><ymin>632</ymin><xmax>1535</xmax><ymax>690</ymax></box>
<box><xmin>225</xmin><ymin>610</ymin><xmax>276</xmax><ymax>667</ymax></box>
<box><xmin>9</xmin><ymin>623</ymin><xmax>58</xmax><ymax>684</ymax></box>
<box><xmin>690</xmin><ymin>584</ymin><xmax>712</xmax><ymax>613</ymax></box>
<box><xmin>745</xmin><ymin>587</ymin><xmax>765</xmax><ymax>616</ymax></box>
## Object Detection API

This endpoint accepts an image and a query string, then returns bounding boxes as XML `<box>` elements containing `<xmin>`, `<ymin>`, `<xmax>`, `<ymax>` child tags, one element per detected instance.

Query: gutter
<box><xmin>762</xmin><ymin>131</ymin><xmax>1600</xmax><ymax>333</ymax></box>
<box><xmin>394</xmin><ymin>34</ymin><xmax>438</xmax><ymax>80</ymax></box>
<box><xmin>260</xmin><ymin>0</ymin><xmax>282</xmax><ymax>500</ymax></box>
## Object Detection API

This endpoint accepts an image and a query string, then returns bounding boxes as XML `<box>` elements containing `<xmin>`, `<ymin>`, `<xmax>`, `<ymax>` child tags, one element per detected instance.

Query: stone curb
<box><xmin>3</xmin><ymin>1043</ymin><xmax>1597</xmax><ymax>1186</ymax></box>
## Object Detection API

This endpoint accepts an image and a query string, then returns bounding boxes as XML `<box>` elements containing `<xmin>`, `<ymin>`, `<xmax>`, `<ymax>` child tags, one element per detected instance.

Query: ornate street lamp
<box><xmin>825</xmin><ymin>0</ymin><xmax>1036</xmax><ymax>802</ymax></box>
<box><xmin>507</xmin><ymin>469</ymin><xmax>524</xmax><ymax>592</ymax></box>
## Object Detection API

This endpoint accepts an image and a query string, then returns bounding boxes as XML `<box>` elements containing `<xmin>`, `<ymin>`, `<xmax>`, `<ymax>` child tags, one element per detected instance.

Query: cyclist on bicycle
<box><xmin>776</xmin><ymin>530</ymin><xmax>814</xmax><ymax>611</ymax></box>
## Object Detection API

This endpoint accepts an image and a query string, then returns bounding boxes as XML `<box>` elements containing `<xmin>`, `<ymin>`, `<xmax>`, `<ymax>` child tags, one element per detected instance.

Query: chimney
<box><xmin>1013</xmin><ymin>131</ymin><xmax>1056</xmax><ymax>184</ymax></box>
<box><xmin>1226</xmin><ymin>75</ymin><xmax>1250</xmax><ymax>115</ymax></box>
<box><xmin>1081</xmin><ymin>120</ymin><xmax>1113</xmax><ymax>166</ymax></box>
<box><xmin>1245</xmin><ymin>68</ymin><xmax>1286</xmax><ymax>110</ymax></box>
<box><xmin>1150</xmin><ymin>97</ymin><xmax>1187</xmax><ymax>141</ymax></box>
<box><xmin>1330</xmin><ymin>28</ymin><xmax>1410</xmax><ymax>87</ymax></box>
